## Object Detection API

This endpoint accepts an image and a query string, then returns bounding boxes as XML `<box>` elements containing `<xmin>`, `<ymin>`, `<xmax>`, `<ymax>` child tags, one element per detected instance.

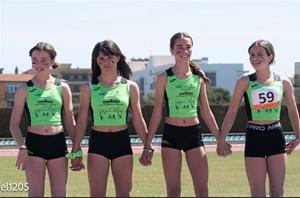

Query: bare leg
<box><xmin>245</xmin><ymin>157</ymin><xmax>267</xmax><ymax>197</ymax></box>
<box><xmin>111</xmin><ymin>155</ymin><xmax>133</xmax><ymax>197</ymax></box>
<box><xmin>87</xmin><ymin>153</ymin><xmax>110</xmax><ymax>197</ymax></box>
<box><xmin>47</xmin><ymin>156</ymin><xmax>68</xmax><ymax>197</ymax></box>
<box><xmin>267</xmin><ymin>153</ymin><xmax>286</xmax><ymax>197</ymax></box>
<box><xmin>25</xmin><ymin>156</ymin><xmax>46</xmax><ymax>197</ymax></box>
<box><xmin>161</xmin><ymin>147</ymin><xmax>182</xmax><ymax>197</ymax></box>
<box><xmin>185</xmin><ymin>146</ymin><xmax>208</xmax><ymax>197</ymax></box>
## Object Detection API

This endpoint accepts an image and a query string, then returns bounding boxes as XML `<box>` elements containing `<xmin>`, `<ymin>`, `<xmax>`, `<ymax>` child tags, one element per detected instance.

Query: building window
<box><xmin>7</xmin><ymin>84</ymin><xmax>19</xmax><ymax>93</ymax></box>
<box><xmin>139</xmin><ymin>78</ymin><xmax>144</xmax><ymax>91</ymax></box>
<box><xmin>62</xmin><ymin>74</ymin><xmax>70</xmax><ymax>81</ymax></box>
<box><xmin>206</xmin><ymin>72</ymin><xmax>216</xmax><ymax>86</ymax></box>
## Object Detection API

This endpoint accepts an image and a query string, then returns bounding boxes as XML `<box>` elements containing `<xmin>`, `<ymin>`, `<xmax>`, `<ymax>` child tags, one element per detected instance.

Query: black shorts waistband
<box><xmin>246</xmin><ymin>121</ymin><xmax>281</xmax><ymax>132</ymax></box>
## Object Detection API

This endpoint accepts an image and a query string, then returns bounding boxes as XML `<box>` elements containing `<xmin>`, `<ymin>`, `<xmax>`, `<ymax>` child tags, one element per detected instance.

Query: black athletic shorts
<box><xmin>88</xmin><ymin>128</ymin><xmax>133</xmax><ymax>160</ymax></box>
<box><xmin>161</xmin><ymin>123</ymin><xmax>204</xmax><ymax>152</ymax></box>
<box><xmin>244</xmin><ymin>122</ymin><xmax>286</xmax><ymax>158</ymax></box>
<box><xmin>25</xmin><ymin>131</ymin><xmax>68</xmax><ymax>160</ymax></box>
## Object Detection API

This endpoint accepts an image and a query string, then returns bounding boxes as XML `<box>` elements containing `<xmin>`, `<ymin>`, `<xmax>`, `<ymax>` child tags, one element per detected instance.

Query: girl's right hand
<box><xmin>16</xmin><ymin>149</ymin><xmax>28</xmax><ymax>171</ymax></box>
<box><xmin>70</xmin><ymin>157</ymin><xmax>85</xmax><ymax>171</ymax></box>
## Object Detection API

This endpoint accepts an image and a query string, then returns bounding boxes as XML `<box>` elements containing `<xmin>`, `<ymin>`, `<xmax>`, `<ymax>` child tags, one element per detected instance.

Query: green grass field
<box><xmin>1</xmin><ymin>151</ymin><xmax>300</xmax><ymax>197</ymax></box>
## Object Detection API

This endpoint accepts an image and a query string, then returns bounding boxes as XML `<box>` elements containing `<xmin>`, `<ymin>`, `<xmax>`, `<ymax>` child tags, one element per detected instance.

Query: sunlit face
<box><xmin>31</xmin><ymin>50</ymin><xmax>54</xmax><ymax>73</ymax></box>
<box><xmin>171</xmin><ymin>37</ymin><xmax>193</xmax><ymax>61</ymax></box>
<box><xmin>96</xmin><ymin>51</ymin><xmax>120</xmax><ymax>72</ymax></box>
<box><xmin>249</xmin><ymin>46</ymin><xmax>273</xmax><ymax>70</ymax></box>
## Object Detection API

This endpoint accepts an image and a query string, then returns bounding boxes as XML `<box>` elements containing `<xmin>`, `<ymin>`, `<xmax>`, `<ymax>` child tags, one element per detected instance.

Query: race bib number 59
<box><xmin>251</xmin><ymin>88</ymin><xmax>281</xmax><ymax>110</ymax></box>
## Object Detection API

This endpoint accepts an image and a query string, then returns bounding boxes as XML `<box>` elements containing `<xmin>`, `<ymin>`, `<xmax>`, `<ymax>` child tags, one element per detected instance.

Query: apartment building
<box><xmin>0</xmin><ymin>74</ymin><xmax>33</xmax><ymax>108</ymax></box>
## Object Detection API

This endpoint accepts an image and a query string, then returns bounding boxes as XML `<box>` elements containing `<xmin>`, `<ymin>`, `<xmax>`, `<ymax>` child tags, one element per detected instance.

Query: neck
<box><xmin>33</xmin><ymin>73</ymin><xmax>52</xmax><ymax>82</ymax></box>
<box><xmin>255</xmin><ymin>68</ymin><xmax>273</xmax><ymax>82</ymax></box>
<box><xmin>99</xmin><ymin>73</ymin><xmax>119</xmax><ymax>83</ymax></box>
<box><xmin>174</xmin><ymin>60</ymin><xmax>190</xmax><ymax>74</ymax></box>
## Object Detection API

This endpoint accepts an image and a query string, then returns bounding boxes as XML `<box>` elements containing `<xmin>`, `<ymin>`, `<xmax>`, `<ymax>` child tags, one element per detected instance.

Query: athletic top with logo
<box><xmin>164</xmin><ymin>67</ymin><xmax>201</xmax><ymax>117</ymax></box>
<box><xmin>90</xmin><ymin>77</ymin><xmax>130</xmax><ymax>126</ymax></box>
<box><xmin>25</xmin><ymin>79</ymin><xmax>63</xmax><ymax>126</ymax></box>
<box><xmin>243</xmin><ymin>73</ymin><xmax>283</xmax><ymax>121</ymax></box>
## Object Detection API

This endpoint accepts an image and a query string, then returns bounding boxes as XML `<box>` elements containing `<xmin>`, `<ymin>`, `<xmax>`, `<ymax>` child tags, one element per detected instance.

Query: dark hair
<box><xmin>248</xmin><ymin>39</ymin><xmax>275</xmax><ymax>65</ymax></box>
<box><xmin>170</xmin><ymin>32</ymin><xmax>210</xmax><ymax>84</ymax></box>
<box><xmin>29</xmin><ymin>42</ymin><xmax>59</xmax><ymax>69</ymax></box>
<box><xmin>91</xmin><ymin>40</ymin><xmax>132</xmax><ymax>80</ymax></box>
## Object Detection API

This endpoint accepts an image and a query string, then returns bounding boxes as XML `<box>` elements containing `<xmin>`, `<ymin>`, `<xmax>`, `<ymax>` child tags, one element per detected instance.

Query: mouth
<box><xmin>35</xmin><ymin>67</ymin><xmax>44</xmax><ymax>72</ymax></box>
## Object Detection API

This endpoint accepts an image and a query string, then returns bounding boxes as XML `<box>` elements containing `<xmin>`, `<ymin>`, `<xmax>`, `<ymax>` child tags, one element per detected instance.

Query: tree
<box><xmin>206</xmin><ymin>86</ymin><xmax>231</xmax><ymax>105</ymax></box>
<box><xmin>142</xmin><ymin>90</ymin><xmax>155</xmax><ymax>105</ymax></box>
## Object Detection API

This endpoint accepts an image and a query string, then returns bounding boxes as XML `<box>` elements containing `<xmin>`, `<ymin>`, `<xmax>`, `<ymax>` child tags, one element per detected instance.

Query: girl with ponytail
<box><xmin>144</xmin><ymin>32</ymin><xmax>231</xmax><ymax>197</ymax></box>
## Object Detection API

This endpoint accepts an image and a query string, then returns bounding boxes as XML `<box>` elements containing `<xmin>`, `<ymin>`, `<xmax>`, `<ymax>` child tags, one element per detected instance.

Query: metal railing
<box><xmin>0</xmin><ymin>132</ymin><xmax>296</xmax><ymax>148</ymax></box>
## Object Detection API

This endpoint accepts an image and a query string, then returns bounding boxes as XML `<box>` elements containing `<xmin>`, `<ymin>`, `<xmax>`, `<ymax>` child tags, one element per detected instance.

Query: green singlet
<box><xmin>165</xmin><ymin>67</ymin><xmax>200</xmax><ymax>117</ymax></box>
<box><xmin>90</xmin><ymin>77</ymin><xmax>130</xmax><ymax>126</ymax></box>
<box><xmin>25</xmin><ymin>79</ymin><xmax>63</xmax><ymax>126</ymax></box>
<box><xmin>243</xmin><ymin>73</ymin><xmax>284</xmax><ymax>121</ymax></box>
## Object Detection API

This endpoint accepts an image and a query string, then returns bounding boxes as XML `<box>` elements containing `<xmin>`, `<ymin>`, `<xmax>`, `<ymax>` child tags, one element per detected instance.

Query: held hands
<box><xmin>139</xmin><ymin>145</ymin><xmax>154</xmax><ymax>166</ymax></box>
<box><xmin>67</xmin><ymin>150</ymin><xmax>85</xmax><ymax>171</ymax></box>
<box><xmin>286</xmin><ymin>138</ymin><xmax>300</xmax><ymax>154</ymax></box>
<box><xmin>217</xmin><ymin>139</ymin><xmax>232</xmax><ymax>157</ymax></box>
<box><xmin>16</xmin><ymin>148</ymin><xmax>28</xmax><ymax>170</ymax></box>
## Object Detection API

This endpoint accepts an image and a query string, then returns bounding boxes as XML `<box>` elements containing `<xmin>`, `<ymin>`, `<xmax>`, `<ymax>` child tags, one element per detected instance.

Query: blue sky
<box><xmin>1</xmin><ymin>0</ymin><xmax>299</xmax><ymax>77</ymax></box>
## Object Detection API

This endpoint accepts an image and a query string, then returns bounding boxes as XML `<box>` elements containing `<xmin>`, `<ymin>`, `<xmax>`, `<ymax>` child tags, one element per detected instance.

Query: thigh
<box><xmin>25</xmin><ymin>156</ymin><xmax>47</xmax><ymax>197</ymax></box>
<box><xmin>87</xmin><ymin>153</ymin><xmax>110</xmax><ymax>196</ymax></box>
<box><xmin>185</xmin><ymin>146</ymin><xmax>208</xmax><ymax>186</ymax></box>
<box><xmin>245</xmin><ymin>157</ymin><xmax>267</xmax><ymax>196</ymax></box>
<box><xmin>161</xmin><ymin>147</ymin><xmax>182</xmax><ymax>186</ymax></box>
<box><xmin>111</xmin><ymin>155</ymin><xmax>133</xmax><ymax>196</ymax></box>
<box><xmin>47</xmin><ymin>157</ymin><xmax>68</xmax><ymax>197</ymax></box>
<box><xmin>267</xmin><ymin>153</ymin><xmax>286</xmax><ymax>189</ymax></box>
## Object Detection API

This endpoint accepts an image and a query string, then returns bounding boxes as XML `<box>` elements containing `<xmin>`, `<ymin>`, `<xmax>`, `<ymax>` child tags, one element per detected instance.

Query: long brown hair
<box><xmin>170</xmin><ymin>32</ymin><xmax>210</xmax><ymax>84</ymax></box>
<box><xmin>29</xmin><ymin>42</ymin><xmax>59</xmax><ymax>69</ymax></box>
<box><xmin>91</xmin><ymin>40</ymin><xmax>132</xmax><ymax>80</ymax></box>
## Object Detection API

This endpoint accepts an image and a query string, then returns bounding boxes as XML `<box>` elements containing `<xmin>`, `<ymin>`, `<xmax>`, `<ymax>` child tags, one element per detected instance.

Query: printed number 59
<box><xmin>258</xmin><ymin>92</ymin><xmax>274</xmax><ymax>104</ymax></box>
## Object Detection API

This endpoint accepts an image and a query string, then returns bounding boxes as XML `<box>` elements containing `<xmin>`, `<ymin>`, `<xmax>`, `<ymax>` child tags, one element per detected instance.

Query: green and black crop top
<box><xmin>90</xmin><ymin>77</ymin><xmax>130</xmax><ymax>126</ymax></box>
<box><xmin>243</xmin><ymin>73</ymin><xmax>283</xmax><ymax>121</ymax></box>
<box><xmin>25</xmin><ymin>79</ymin><xmax>63</xmax><ymax>126</ymax></box>
<box><xmin>164</xmin><ymin>67</ymin><xmax>201</xmax><ymax>117</ymax></box>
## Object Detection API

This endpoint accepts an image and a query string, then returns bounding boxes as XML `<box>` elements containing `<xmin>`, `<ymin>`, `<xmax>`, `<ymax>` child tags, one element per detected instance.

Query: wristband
<box><xmin>19</xmin><ymin>147</ymin><xmax>27</xmax><ymax>150</ymax></box>
<box><xmin>143</xmin><ymin>146</ymin><xmax>154</xmax><ymax>152</ymax></box>
<box><xmin>66</xmin><ymin>150</ymin><xmax>83</xmax><ymax>159</ymax></box>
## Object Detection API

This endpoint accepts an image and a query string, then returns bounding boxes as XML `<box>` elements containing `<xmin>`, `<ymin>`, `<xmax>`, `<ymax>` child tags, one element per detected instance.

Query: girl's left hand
<box><xmin>139</xmin><ymin>148</ymin><xmax>154</xmax><ymax>166</ymax></box>
<box><xmin>286</xmin><ymin>138</ymin><xmax>300</xmax><ymax>154</ymax></box>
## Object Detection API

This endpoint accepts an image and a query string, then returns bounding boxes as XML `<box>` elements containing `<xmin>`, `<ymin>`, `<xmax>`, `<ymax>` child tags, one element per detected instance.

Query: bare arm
<box><xmin>10</xmin><ymin>86</ymin><xmax>27</xmax><ymax>148</ymax></box>
<box><xmin>71</xmin><ymin>83</ymin><xmax>90</xmax><ymax>152</ymax></box>
<box><xmin>282</xmin><ymin>77</ymin><xmax>300</xmax><ymax>154</ymax></box>
<box><xmin>129</xmin><ymin>81</ymin><xmax>148</xmax><ymax>145</ymax></box>
<box><xmin>9</xmin><ymin>85</ymin><xmax>28</xmax><ymax>170</ymax></box>
<box><xmin>61</xmin><ymin>82</ymin><xmax>75</xmax><ymax>141</ymax></box>
<box><xmin>146</xmin><ymin>73</ymin><xmax>167</xmax><ymax>146</ymax></box>
<box><xmin>199</xmin><ymin>79</ymin><xmax>219</xmax><ymax>139</ymax></box>
<box><xmin>219</xmin><ymin>76</ymin><xmax>248</xmax><ymax>141</ymax></box>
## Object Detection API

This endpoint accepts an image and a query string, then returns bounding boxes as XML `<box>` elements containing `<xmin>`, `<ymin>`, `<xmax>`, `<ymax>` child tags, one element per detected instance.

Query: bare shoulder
<box><xmin>128</xmin><ymin>79</ymin><xmax>138</xmax><ymax>87</ymax></box>
<box><xmin>81</xmin><ymin>82</ymin><xmax>92</xmax><ymax>92</ymax></box>
<box><xmin>16</xmin><ymin>84</ymin><xmax>28</xmax><ymax>94</ymax></box>
<box><xmin>281</xmin><ymin>76</ymin><xmax>292</xmax><ymax>86</ymax></box>
<box><xmin>156</xmin><ymin>71</ymin><xmax>167</xmax><ymax>83</ymax></box>
<box><xmin>61</xmin><ymin>81</ymin><xmax>71</xmax><ymax>89</ymax></box>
